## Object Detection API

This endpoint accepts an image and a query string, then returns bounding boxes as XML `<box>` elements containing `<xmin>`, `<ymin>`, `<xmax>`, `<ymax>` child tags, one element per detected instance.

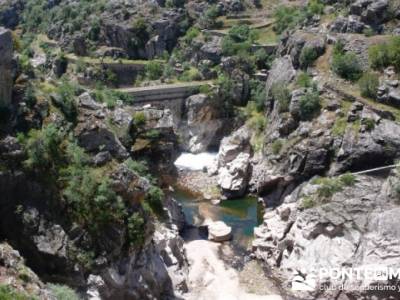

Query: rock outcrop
<box><xmin>179</xmin><ymin>93</ymin><xmax>224</xmax><ymax>153</ymax></box>
<box><xmin>0</xmin><ymin>242</ymin><xmax>52</xmax><ymax>299</ymax></box>
<box><xmin>216</xmin><ymin>126</ymin><xmax>252</xmax><ymax>199</ymax></box>
<box><xmin>253</xmin><ymin>173</ymin><xmax>400</xmax><ymax>299</ymax></box>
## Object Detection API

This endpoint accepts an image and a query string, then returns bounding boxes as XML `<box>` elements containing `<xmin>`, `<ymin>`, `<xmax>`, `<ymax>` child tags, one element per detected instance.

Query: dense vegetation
<box><xmin>273</xmin><ymin>0</ymin><xmax>325</xmax><ymax>34</ymax></box>
<box><xmin>331</xmin><ymin>41</ymin><xmax>362</xmax><ymax>81</ymax></box>
<box><xmin>369</xmin><ymin>36</ymin><xmax>400</xmax><ymax>71</ymax></box>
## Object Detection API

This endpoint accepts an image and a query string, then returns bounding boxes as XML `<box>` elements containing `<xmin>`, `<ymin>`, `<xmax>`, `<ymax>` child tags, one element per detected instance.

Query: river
<box><xmin>173</xmin><ymin>153</ymin><xmax>283</xmax><ymax>300</ymax></box>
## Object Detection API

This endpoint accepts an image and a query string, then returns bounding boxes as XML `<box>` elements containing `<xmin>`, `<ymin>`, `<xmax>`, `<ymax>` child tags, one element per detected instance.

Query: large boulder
<box><xmin>329</xmin><ymin>15</ymin><xmax>366</xmax><ymax>33</ymax></box>
<box><xmin>350</xmin><ymin>0</ymin><xmax>389</xmax><ymax>26</ymax></box>
<box><xmin>0</xmin><ymin>27</ymin><xmax>13</xmax><ymax>108</ymax></box>
<box><xmin>278</xmin><ymin>31</ymin><xmax>326</xmax><ymax>69</ymax></box>
<box><xmin>217</xmin><ymin>126</ymin><xmax>252</xmax><ymax>199</ymax></box>
<box><xmin>207</xmin><ymin>221</ymin><xmax>232</xmax><ymax>242</ymax></box>
<box><xmin>199</xmin><ymin>36</ymin><xmax>223</xmax><ymax>64</ymax></box>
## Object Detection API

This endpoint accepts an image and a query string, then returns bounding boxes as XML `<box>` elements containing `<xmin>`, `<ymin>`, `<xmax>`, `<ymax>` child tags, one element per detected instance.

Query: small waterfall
<box><xmin>174</xmin><ymin>152</ymin><xmax>218</xmax><ymax>171</ymax></box>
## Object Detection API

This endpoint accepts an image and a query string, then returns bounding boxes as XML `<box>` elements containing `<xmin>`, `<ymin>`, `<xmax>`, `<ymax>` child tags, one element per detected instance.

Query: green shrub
<box><xmin>299</xmin><ymin>47</ymin><xmax>319</xmax><ymax>69</ymax></box>
<box><xmin>228</xmin><ymin>25</ymin><xmax>258</xmax><ymax>43</ymax></box>
<box><xmin>358</xmin><ymin>72</ymin><xmax>379</xmax><ymax>99</ymax></box>
<box><xmin>163</xmin><ymin>64</ymin><xmax>175</xmax><ymax>78</ymax></box>
<box><xmin>297</xmin><ymin>72</ymin><xmax>312</xmax><ymax>88</ymax></box>
<box><xmin>274</xmin><ymin>0</ymin><xmax>324</xmax><ymax>33</ymax></box>
<box><xmin>23</xmin><ymin>124</ymin><xmax>64</xmax><ymax>171</ymax></box>
<box><xmin>250</xmin><ymin>80</ymin><xmax>266</xmax><ymax>112</ymax></box>
<box><xmin>23</xmin><ymin>85</ymin><xmax>37</xmax><ymax>108</ymax></box>
<box><xmin>125</xmin><ymin>158</ymin><xmax>149</xmax><ymax>177</ymax></box>
<box><xmin>62</xmin><ymin>166</ymin><xmax>127</xmax><ymax>231</ymax></box>
<box><xmin>301</xmin><ymin>196</ymin><xmax>315</xmax><ymax>209</ymax></box>
<box><xmin>331</xmin><ymin>51</ymin><xmax>363</xmax><ymax>81</ymax></box>
<box><xmin>178</xmin><ymin>68</ymin><xmax>202</xmax><ymax>82</ymax></box>
<box><xmin>332</xmin><ymin>117</ymin><xmax>347</xmax><ymax>136</ymax></box>
<box><xmin>307</xmin><ymin>0</ymin><xmax>325</xmax><ymax>16</ymax></box>
<box><xmin>222</xmin><ymin>25</ymin><xmax>257</xmax><ymax>56</ymax></box>
<box><xmin>145</xmin><ymin>186</ymin><xmax>164</xmax><ymax>215</ymax></box>
<box><xmin>199</xmin><ymin>5</ymin><xmax>222</xmax><ymax>29</ymax></box>
<box><xmin>315</xmin><ymin>177</ymin><xmax>343</xmax><ymax>199</ymax></box>
<box><xmin>128</xmin><ymin>212</ymin><xmax>145</xmax><ymax>247</ymax></box>
<box><xmin>19</xmin><ymin>54</ymin><xmax>34</xmax><ymax>75</ymax></box>
<box><xmin>299</xmin><ymin>90</ymin><xmax>321</xmax><ymax>120</ymax></box>
<box><xmin>339</xmin><ymin>173</ymin><xmax>356</xmax><ymax>186</ymax></box>
<box><xmin>54</xmin><ymin>80</ymin><xmax>79</xmax><ymax>120</ymax></box>
<box><xmin>92</xmin><ymin>86</ymin><xmax>134</xmax><ymax>108</ymax></box>
<box><xmin>372</xmin><ymin>37</ymin><xmax>400</xmax><ymax>72</ymax></box>
<box><xmin>132</xmin><ymin>111</ymin><xmax>146</xmax><ymax>127</ymax></box>
<box><xmin>369</xmin><ymin>43</ymin><xmax>390</xmax><ymax>70</ymax></box>
<box><xmin>270</xmin><ymin>82</ymin><xmax>291</xmax><ymax>113</ymax></box>
<box><xmin>362</xmin><ymin>118</ymin><xmax>375</xmax><ymax>131</ymax></box>
<box><xmin>273</xmin><ymin>5</ymin><xmax>306</xmax><ymax>34</ymax></box>
<box><xmin>47</xmin><ymin>284</ymin><xmax>80</xmax><ymax>300</ymax></box>
<box><xmin>145</xmin><ymin>129</ymin><xmax>161</xmax><ymax>140</ymax></box>
<box><xmin>199</xmin><ymin>85</ymin><xmax>211</xmax><ymax>95</ymax></box>
<box><xmin>145</xmin><ymin>61</ymin><xmax>163</xmax><ymax>80</ymax></box>
<box><xmin>0</xmin><ymin>285</ymin><xmax>34</xmax><ymax>300</ymax></box>
<box><xmin>254</xmin><ymin>48</ymin><xmax>269</xmax><ymax>69</ymax></box>
<box><xmin>248</xmin><ymin>114</ymin><xmax>266</xmax><ymax>134</ymax></box>
<box><xmin>271</xmin><ymin>139</ymin><xmax>283</xmax><ymax>155</ymax></box>
<box><xmin>363</xmin><ymin>27</ymin><xmax>375</xmax><ymax>37</ymax></box>
<box><xmin>183</xmin><ymin>27</ymin><xmax>200</xmax><ymax>44</ymax></box>
<box><xmin>216</xmin><ymin>74</ymin><xmax>234</xmax><ymax>101</ymax></box>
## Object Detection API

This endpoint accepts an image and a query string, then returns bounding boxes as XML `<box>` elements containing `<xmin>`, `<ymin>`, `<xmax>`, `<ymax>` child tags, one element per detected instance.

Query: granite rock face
<box><xmin>179</xmin><ymin>93</ymin><xmax>224</xmax><ymax>153</ymax></box>
<box><xmin>253</xmin><ymin>174</ymin><xmax>400</xmax><ymax>299</ymax></box>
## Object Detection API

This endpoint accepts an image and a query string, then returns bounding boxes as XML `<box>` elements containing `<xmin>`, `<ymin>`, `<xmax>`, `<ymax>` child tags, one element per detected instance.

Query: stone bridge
<box><xmin>118</xmin><ymin>81</ymin><xmax>211</xmax><ymax>103</ymax></box>
<box><xmin>117</xmin><ymin>81</ymin><xmax>212</xmax><ymax>130</ymax></box>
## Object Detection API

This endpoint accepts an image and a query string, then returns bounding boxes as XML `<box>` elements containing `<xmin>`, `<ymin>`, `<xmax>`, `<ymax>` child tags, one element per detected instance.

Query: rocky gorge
<box><xmin>2</xmin><ymin>0</ymin><xmax>400</xmax><ymax>299</ymax></box>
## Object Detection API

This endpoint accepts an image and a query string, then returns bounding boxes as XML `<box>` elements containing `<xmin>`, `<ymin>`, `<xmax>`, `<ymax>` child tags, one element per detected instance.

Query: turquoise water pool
<box><xmin>173</xmin><ymin>189</ymin><xmax>263</xmax><ymax>250</ymax></box>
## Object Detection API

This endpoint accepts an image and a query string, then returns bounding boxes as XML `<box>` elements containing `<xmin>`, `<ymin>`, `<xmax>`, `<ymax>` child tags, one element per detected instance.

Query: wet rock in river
<box><xmin>208</xmin><ymin>221</ymin><xmax>232</xmax><ymax>242</ymax></box>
